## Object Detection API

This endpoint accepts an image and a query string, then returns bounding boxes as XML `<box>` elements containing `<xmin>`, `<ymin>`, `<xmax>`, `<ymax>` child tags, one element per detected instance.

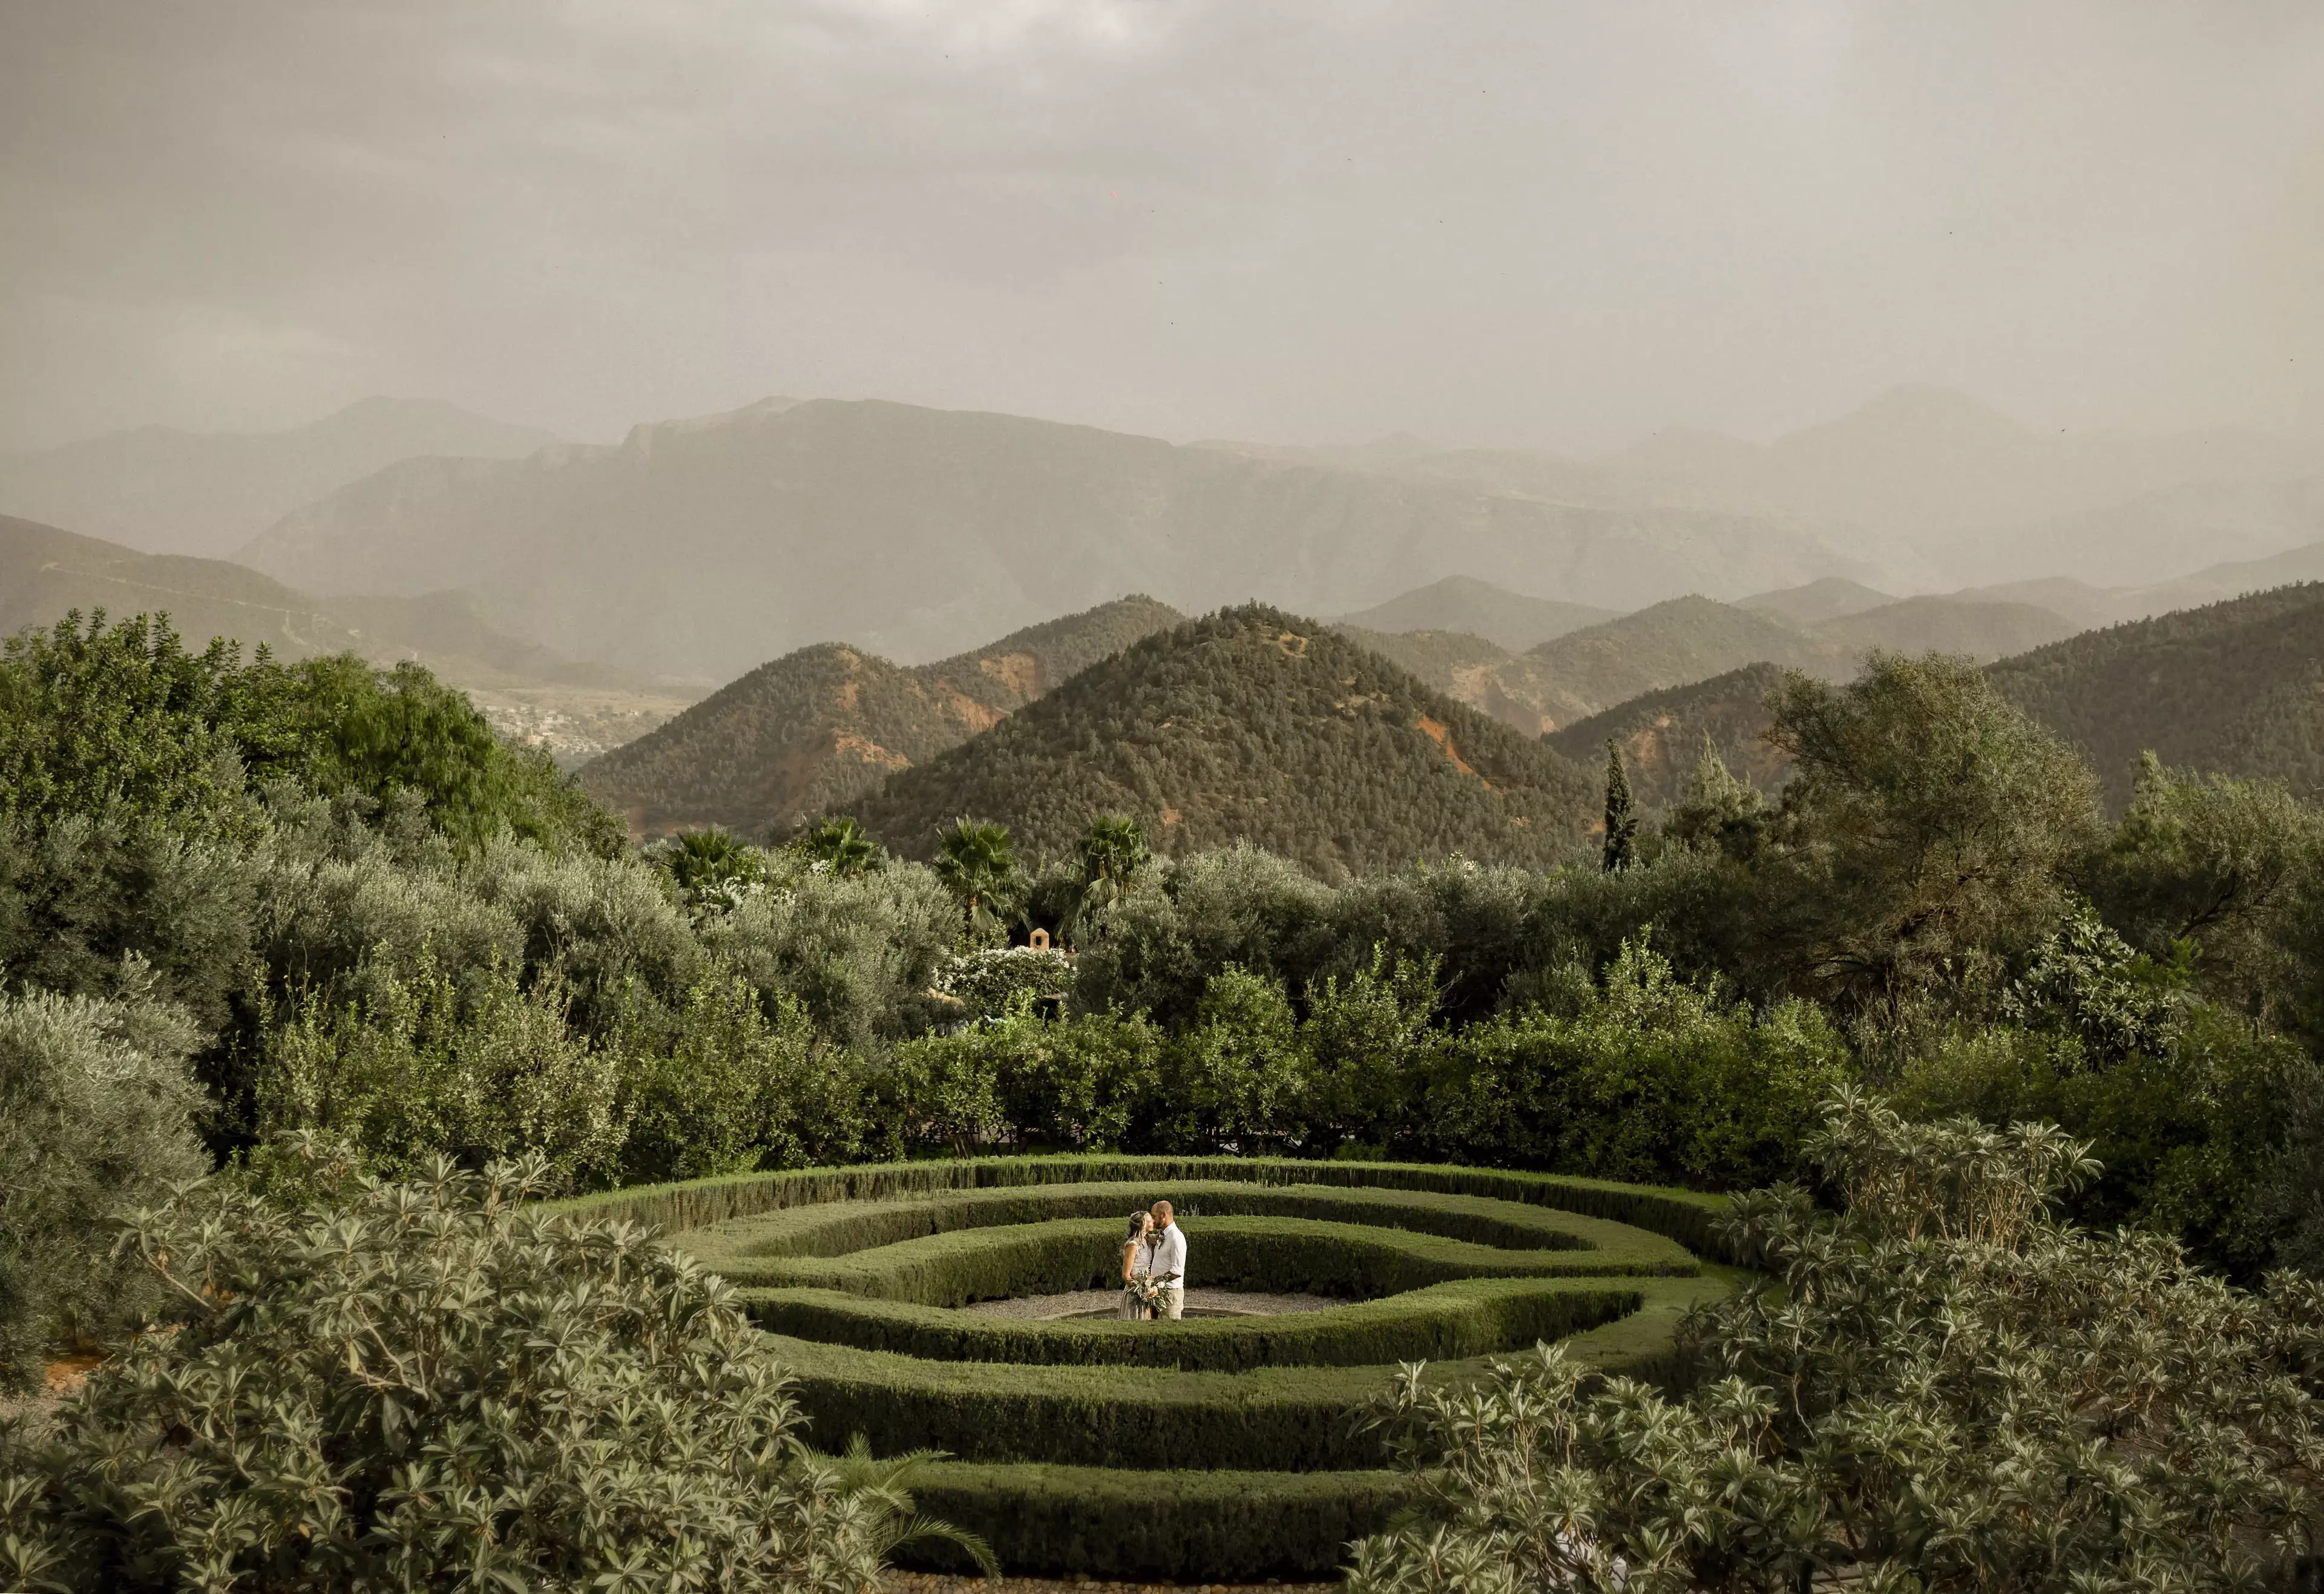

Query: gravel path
<box><xmin>960</xmin><ymin>1289</ymin><xmax>1341</xmax><ymax>1320</ymax></box>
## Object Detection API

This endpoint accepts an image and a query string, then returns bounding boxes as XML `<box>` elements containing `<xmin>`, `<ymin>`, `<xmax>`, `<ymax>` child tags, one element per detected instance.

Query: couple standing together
<box><xmin>1120</xmin><ymin>1201</ymin><xmax>1186</xmax><ymax>1320</ymax></box>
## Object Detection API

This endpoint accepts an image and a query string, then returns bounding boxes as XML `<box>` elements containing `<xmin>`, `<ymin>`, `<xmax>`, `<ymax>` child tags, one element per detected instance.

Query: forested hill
<box><xmin>1544</xmin><ymin>663</ymin><xmax>1794</xmax><ymax>810</ymax></box>
<box><xmin>1986</xmin><ymin>582</ymin><xmax>2324</xmax><ymax>808</ymax></box>
<box><xmin>844</xmin><ymin>605</ymin><xmax>1597</xmax><ymax>876</ymax></box>
<box><xmin>578</xmin><ymin>595</ymin><xmax>1181</xmax><ymax>837</ymax></box>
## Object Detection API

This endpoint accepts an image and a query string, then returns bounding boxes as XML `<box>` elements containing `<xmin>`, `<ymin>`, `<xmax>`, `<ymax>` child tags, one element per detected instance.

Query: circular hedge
<box><xmin>556</xmin><ymin>1156</ymin><xmax>1736</xmax><ymax>1581</ymax></box>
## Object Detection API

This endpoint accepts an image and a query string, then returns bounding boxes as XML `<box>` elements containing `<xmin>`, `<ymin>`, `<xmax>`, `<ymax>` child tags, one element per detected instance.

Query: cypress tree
<box><xmin>1601</xmin><ymin>739</ymin><xmax>1638</xmax><ymax>872</ymax></box>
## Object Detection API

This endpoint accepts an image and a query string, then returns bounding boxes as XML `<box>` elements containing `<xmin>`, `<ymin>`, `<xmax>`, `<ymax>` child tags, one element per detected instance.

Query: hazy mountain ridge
<box><xmin>0</xmin><ymin>397</ymin><xmax>557</xmax><ymax>559</ymax></box>
<box><xmin>1334</xmin><ymin>575</ymin><xmax>1617</xmax><ymax>650</ymax></box>
<box><xmin>0</xmin><ymin>513</ymin><xmax>686</xmax><ymax>766</ymax></box>
<box><xmin>845</xmin><ymin>605</ymin><xmax>1597</xmax><ymax>877</ymax></box>
<box><xmin>577</xmin><ymin>596</ymin><xmax>1184</xmax><ymax>838</ymax></box>
<box><xmin>233</xmin><ymin>396</ymin><xmax>1912</xmax><ymax>685</ymax></box>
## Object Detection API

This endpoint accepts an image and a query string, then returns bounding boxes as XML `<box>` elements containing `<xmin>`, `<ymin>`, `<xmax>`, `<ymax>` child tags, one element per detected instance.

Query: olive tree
<box><xmin>1351</xmin><ymin>1091</ymin><xmax>2324</xmax><ymax>1594</ymax></box>
<box><xmin>0</xmin><ymin>1148</ymin><xmax>967</xmax><ymax>1592</ymax></box>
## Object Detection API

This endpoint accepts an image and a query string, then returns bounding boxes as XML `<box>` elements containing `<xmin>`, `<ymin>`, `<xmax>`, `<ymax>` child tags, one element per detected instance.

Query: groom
<box><xmin>1146</xmin><ymin>1200</ymin><xmax>1186</xmax><ymax>1320</ymax></box>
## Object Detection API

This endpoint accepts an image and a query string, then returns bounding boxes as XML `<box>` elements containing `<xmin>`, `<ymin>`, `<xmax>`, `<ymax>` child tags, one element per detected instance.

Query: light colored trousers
<box><xmin>1158</xmin><ymin>1285</ymin><xmax>1184</xmax><ymax>1320</ymax></box>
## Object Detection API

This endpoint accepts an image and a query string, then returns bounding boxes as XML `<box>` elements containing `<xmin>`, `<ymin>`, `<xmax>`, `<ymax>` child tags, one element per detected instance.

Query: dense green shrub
<box><xmin>705</xmin><ymin>857</ymin><xmax>956</xmax><ymax>1048</ymax></box>
<box><xmin>1420</xmin><ymin>940</ymin><xmax>1853</xmax><ymax>1187</ymax></box>
<box><xmin>1349</xmin><ymin>1094</ymin><xmax>2324</xmax><ymax>1594</ymax></box>
<box><xmin>251</xmin><ymin>959</ymin><xmax>623</xmax><ymax>1191</ymax></box>
<box><xmin>0</xmin><ymin>985</ymin><xmax>207</xmax><ymax>1390</ymax></box>
<box><xmin>1895</xmin><ymin>1001</ymin><xmax>2324</xmax><ymax>1279</ymax></box>
<box><xmin>615</xmin><ymin>974</ymin><xmax>865</xmax><ymax>1183</ymax></box>
<box><xmin>1151</xmin><ymin>965</ymin><xmax>1308</xmax><ymax>1152</ymax></box>
<box><xmin>0</xmin><ymin>1152</ymin><xmax>913</xmax><ymax>1593</ymax></box>
<box><xmin>905</xmin><ymin>1462</ymin><xmax>1410</xmax><ymax>1581</ymax></box>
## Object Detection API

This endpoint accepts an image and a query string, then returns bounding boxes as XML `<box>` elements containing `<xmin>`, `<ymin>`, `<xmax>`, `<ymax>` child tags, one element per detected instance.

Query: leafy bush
<box><xmin>252</xmin><ymin>960</ymin><xmax>622</xmax><ymax>1192</ymax></box>
<box><xmin>1896</xmin><ymin>1001</ymin><xmax>2324</xmax><ymax>1279</ymax></box>
<box><xmin>1420</xmin><ymin>940</ymin><xmax>1853</xmax><ymax>1187</ymax></box>
<box><xmin>1152</xmin><ymin>965</ymin><xmax>1309</xmax><ymax>1152</ymax></box>
<box><xmin>0</xmin><ymin>984</ymin><xmax>207</xmax><ymax>1391</ymax></box>
<box><xmin>0</xmin><ymin>1152</ymin><xmax>916</xmax><ymax>1593</ymax></box>
<box><xmin>934</xmin><ymin>943</ymin><xmax>1074</xmax><ymax>1018</ymax></box>
<box><xmin>1350</xmin><ymin>1092</ymin><xmax>2324</xmax><ymax>1594</ymax></box>
<box><xmin>615</xmin><ymin>974</ymin><xmax>865</xmax><ymax>1182</ymax></box>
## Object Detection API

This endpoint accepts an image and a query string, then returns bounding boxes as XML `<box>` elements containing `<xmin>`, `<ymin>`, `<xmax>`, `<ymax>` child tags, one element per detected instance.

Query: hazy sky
<box><xmin>5</xmin><ymin>1</ymin><xmax>2322</xmax><ymax>453</ymax></box>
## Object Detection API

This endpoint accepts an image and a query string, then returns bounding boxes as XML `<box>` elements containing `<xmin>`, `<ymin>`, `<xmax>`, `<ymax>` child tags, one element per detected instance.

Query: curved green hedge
<box><xmin>591</xmin><ymin>1155</ymin><xmax>1736</xmax><ymax>1577</ymax></box>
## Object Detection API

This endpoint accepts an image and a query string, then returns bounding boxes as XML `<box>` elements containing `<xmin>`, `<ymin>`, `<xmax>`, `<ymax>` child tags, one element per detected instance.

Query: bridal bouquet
<box><xmin>1128</xmin><ymin>1274</ymin><xmax>1170</xmax><ymax>1316</ymax></box>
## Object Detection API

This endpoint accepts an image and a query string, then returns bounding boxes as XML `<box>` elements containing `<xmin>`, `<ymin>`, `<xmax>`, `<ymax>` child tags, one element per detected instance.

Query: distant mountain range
<box><xmin>1339</xmin><ymin>585</ymin><xmax>2075</xmax><ymax>737</ymax></box>
<box><xmin>577</xmin><ymin>596</ymin><xmax>1183</xmax><ymax>837</ymax></box>
<box><xmin>0</xmin><ymin>513</ymin><xmax>686</xmax><ymax>765</ymax></box>
<box><xmin>0</xmin><ymin>398</ymin><xmax>556</xmax><ymax>559</ymax></box>
<box><xmin>234</xmin><ymin>396</ymin><xmax>1915</xmax><ymax>686</ymax></box>
<box><xmin>1333</xmin><ymin>575</ymin><xmax>1617</xmax><ymax>650</ymax></box>
<box><xmin>844</xmin><ymin>605</ymin><xmax>1596</xmax><ymax>877</ymax></box>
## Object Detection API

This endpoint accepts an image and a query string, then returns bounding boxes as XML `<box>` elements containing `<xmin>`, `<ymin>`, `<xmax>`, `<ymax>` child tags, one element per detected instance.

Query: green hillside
<box><xmin>1543</xmin><ymin>663</ymin><xmax>1792</xmax><ymax>810</ymax></box>
<box><xmin>1984</xmin><ymin>582</ymin><xmax>2324</xmax><ymax>808</ymax></box>
<box><xmin>1815</xmin><ymin>595</ymin><xmax>2076</xmax><ymax>660</ymax></box>
<box><xmin>1336</xmin><ymin>576</ymin><xmax>1617</xmax><ymax>650</ymax></box>
<box><xmin>579</xmin><ymin>596</ymin><xmax>1183</xmax><ymax>838</ymax></box>
<box><xmin>844</xmin><ymin>605</ymin><xmax>1596</xmax><ymax>876</ymax></box>
<box><xmin>1517</xmin><ymin>595</ymin><xmax>1848</xmax><ymax>722</ymax></box>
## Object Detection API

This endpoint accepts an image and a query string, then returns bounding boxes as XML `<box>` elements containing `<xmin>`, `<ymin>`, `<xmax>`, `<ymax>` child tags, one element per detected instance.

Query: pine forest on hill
<box><xmin>1544</xmin><ymin>662</ymin><xmax>1796</xmax><ymax>810</ymax></box>
<box><xmin>845</xmin><ymin>604</ymin><xmax>1598</xmax><ymax>876</ymax></box>
<box><xmin>1987</xmin><ymin>582</ymin><xmax>2324</xmax><ymax>808</ymax></box>
<box><xmin>579</xmin><ymin>596</ymin><xmax>1183</xmax><ymax>837</ymax></box>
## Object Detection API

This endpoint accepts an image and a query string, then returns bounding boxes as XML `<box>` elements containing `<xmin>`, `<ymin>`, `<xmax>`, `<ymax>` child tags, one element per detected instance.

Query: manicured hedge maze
<box><xmin>557</xmin><ymin>1157</ymin><xmax>1735</xmax><ymax>1581</ymax></box>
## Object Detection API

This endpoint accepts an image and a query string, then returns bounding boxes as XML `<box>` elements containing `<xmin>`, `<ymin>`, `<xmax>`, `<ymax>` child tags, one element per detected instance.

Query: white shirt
<box><xmin>1145</xmin><ymin>1222</ymin><xmax>1186</xmax><ymax>1287</ymax></box>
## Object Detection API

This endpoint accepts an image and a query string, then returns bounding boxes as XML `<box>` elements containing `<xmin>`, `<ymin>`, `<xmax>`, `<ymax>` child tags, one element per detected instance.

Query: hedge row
<box><xmin>898</xmin><ymin>1461</ymin><xmax>1414</xmax><ymax>1581</ymax></box>
<box><xmin>746</xmin><ymin>1276</ymin><xmax>1644</xmax><ymax>1371</ymax></box>
<box><xmin>681</xmin><ymin>1178</ymin><xmax>1696</xmax><ymax>1270</ymax></box>
<box><xmin>707</xmin><ymin>1215</ymin><xmax>1691</xmax><ymax>1304</ymax></box>
<box><xmin>552</xmin><ymin>1153</ymin><xmax>1737</xmax><ymax>1261</ymax></box>
<box><xmin>760</xmin><ymin>1274</ymin><xmax>1727</xmax><ymax>1471</ymax></box>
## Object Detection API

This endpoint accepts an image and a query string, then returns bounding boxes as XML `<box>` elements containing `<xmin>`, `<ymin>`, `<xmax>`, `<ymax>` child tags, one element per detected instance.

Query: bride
<box><xmin>1118</xmin><ymin>1211</ymin><xmax>1155</xmax><ymax>1319</ymax></box>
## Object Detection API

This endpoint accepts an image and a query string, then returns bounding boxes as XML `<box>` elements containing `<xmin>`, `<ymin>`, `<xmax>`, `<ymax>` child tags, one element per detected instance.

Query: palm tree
<box><xmin>662</xmin><ymin>827</ymin><xmax>761</xmax><ymax>895</ymax></box>
<box><xmin>1073</xmin><ymin>813</ymin><xmax>1150</xmax><ymax>937</ymax></box>
<box><xmin>797</xmin><ymin>815</ymin><xmax>882</xmax><ymax>877</ymax></box>
<box><xmin>934</xmin><ymin>817</ymin><xmax>1020</xmax><ymax>940</ymax></box>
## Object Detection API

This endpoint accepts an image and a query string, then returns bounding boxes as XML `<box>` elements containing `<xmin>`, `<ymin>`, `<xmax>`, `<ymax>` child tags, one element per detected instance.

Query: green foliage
<box><xmin>1600</xmin><ymin>741</ymin><xmax>1638</xmax><ymax>871</ymax></box>
<box><xmin>0</xmin><ymin>1152</ymin><xmax>908</xmax><ymax>1593</ymax></box>
<box><xmin>933</xmin><ymin>943</ymin><xmax>1074</xmax><ymax>1018</ymax></box>
<box><xmin>704</xmin><ymin>856</ymin><xmax>956</xmax><ymax>1048</ymax></box>
<box><xmin>1659</xmin><ymin>734</ymin><xmax>1768</xmax><ymax>859</ymax></box>
<box><xmin>1351</xmin><ymin>1094</ymin><xmax>2324</xmax><ymax>1594</ymax></box>
<box><xmin>2089</xmin><ymin>753</ymin><xmax>2324</xmax><ymax>1023</ymax></box>
<box><xmin>847</xmin><ymin>605</ymin><xmax>1596</xmax><ymax>878</ymax></box>
<box><xmin>933</xmin><ymin>816</ymin><xmax>1021</xmax><ymax>942</ymax></box>
<box><xmin>1420</xmin><ymin>940</ymin><xmax>1853</xmax><ymax>1189</ymax></box>
<box><xmin>795</xmin><ymin>814</ymin><xmax>882</xmax><ymax>877</ymax></box>
<box><xmin>655</xmin><ymin>824</ymin><xmax>766</xmax><ymax>905</ymax></box>
<box><xmin>251</xmin><ymin>959</ymin><xmax>623</xmax><ymax>1192</ymax></box>
<box><xmin>614</xmin><ymin>974</ymin><xmax>864</xmax><ymax>1184</ymax></box>
<box><xmin>0</xmin><ymin>985</ymin><xmax>207</xmax><ymax>1391</ymax></box>
<box><xmin>1155</xmin><ymin>966</ymin><xmax>1308</xmax><ymax>1152</ymax></box>
<box><xmin>1298</xmin><ymin>946</ymin><xmax>1440</xmax><ymax>1151</ymax></box>
<box><xmin>902</xmin><ymin>1462</ymin><xmax>1410</xmax><ymax>1582</ymax></box>
<box><xmin>1757</xmin><ymin>651</ymin><xmax>2104</xmax><ymax>1013</ymax></box>
<box><xmin>0</xmin><ymin>812</ymin><xmax>257</xmax><ymax>1031</ymax></box>
<box><xmin>0</xmin><ymin>612</ymin><xmax>261</xmax><ymax>836</ymax></box>
<box><xmin>1895</xmin><ymin>1003</ymin><xmax>2324</xmax><ymax>1279</ymax></box>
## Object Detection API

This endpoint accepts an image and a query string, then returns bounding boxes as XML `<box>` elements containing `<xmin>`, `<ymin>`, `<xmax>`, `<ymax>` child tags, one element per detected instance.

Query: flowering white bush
<box><xmin>934</xmin><ymin>944</ymin><xmax>1074</xmax><ymax>1018</ymax></box>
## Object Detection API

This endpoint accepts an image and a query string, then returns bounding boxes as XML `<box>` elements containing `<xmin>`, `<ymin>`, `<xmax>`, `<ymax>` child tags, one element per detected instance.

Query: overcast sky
<box><xmin>4</xmin><ymin>1</ymin><xmax>2322</xmax><ymax>454</ymax></box>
